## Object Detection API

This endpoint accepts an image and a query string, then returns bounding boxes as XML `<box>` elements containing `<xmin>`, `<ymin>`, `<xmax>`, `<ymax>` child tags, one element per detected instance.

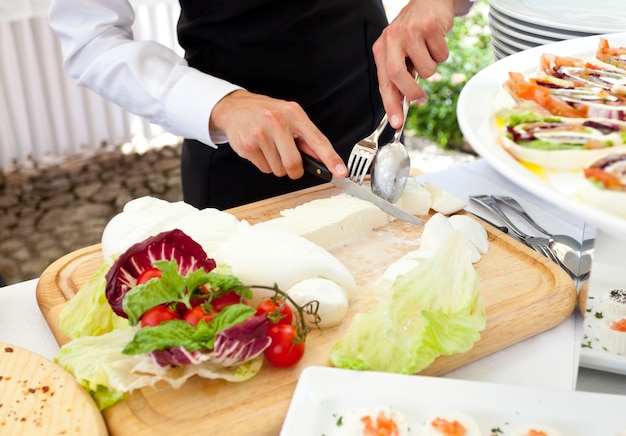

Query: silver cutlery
<box><xmin>470</xmin><ymin>195</ymin><xmax>559</xmax><ymax>263</ymax></box>
<box><xmin>346</xmin><ymin>113</ymin><xmax>389</xmax><ymax>185</ymax></box>
<box><xmin>491</xmin><ymin>195</ymin><xmax>594</xmax><ymax>281</ymax></box>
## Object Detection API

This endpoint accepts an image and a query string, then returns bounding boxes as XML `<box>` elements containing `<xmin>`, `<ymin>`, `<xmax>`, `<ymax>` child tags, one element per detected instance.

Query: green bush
<box><xmin>405</xmin><ymin>0</ymin><xmax>492</xmax><ymax>149</ymax></box>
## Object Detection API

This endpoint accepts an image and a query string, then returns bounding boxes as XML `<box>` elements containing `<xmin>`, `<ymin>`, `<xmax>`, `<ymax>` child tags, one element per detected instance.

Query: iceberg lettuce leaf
<box><xmin>55</xmin><ymin>325</ymin><xmax>263</xmax><ymax>410</ymax></box>
<box><xmin>330</xmin><ymin>229</ymin><xmax>485</xmax><ymax>374</ymax></box>
<box><xmin>59</xmin><ymin>261</ymin><xmax>128</xmax><ymax>339</ymax></box>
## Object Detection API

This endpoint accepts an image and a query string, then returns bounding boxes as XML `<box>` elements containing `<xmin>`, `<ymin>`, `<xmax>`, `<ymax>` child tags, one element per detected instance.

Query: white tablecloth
<box><xmin>1</xmin><ymin>159</ymin><xmax>624</xmax><ymax>395</ymax></box>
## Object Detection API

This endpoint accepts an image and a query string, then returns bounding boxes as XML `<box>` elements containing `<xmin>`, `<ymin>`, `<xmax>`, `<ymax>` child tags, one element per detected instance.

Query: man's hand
<box><xmin>209</xmin><ymin>90</ymin><xmax>347</xmax><ymax>179</ymax></box>
<box><xmin>372</xmin><ymin>0</ymin><xmax>459</xmax><ymax>129</ymax></box>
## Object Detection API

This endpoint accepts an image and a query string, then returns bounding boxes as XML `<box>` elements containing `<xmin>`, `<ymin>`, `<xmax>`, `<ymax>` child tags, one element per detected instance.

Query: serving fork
<box><xmin>346</xmin><ymin>113</ymin><xmax>389</xmax><ymax>185</ymax></box>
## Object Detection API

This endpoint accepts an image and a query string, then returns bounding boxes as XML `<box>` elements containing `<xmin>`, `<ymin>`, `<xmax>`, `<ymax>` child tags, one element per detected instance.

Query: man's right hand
<box><xmin>209</xmin><ymin>90</ymin><xmax>348</xmax><ymax>180</ymax></box>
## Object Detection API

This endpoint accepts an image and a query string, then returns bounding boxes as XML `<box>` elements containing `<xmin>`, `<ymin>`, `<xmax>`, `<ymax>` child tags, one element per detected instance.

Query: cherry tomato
<box><xmin>183</xmin><ymin>306</ymin><xmax>215</xmax><ymax>327</ymax></box>
<box><xmin>212</xmin><ymin>291</ymin><xmax>245</xmax><ymax>312</ymax></box>
<box><xmin>137</xmin><ymin>268</ymin><xmax>162</xmax><ymax>285</ymax></box>
<box><xmin>264</xmin><ymin>324</ymin><xmax>305</xmax><ymax>368</ymax></box>
<box><xmin>140</xmin><ymin>305</ymin><xmax>180</xmax><ymax>327</ymax></box>
<box><xmin>256</xmin><ymin>298</ymin><xmax>293</xmax><ymax>325</ymax></box>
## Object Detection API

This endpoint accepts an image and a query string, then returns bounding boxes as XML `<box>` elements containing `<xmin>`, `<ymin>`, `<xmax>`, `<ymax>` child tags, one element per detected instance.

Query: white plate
<box><xmin>580</xmin><ymin>260</ymin><xmax>626</xmax><ymax>375</ymax></box>
<box><xmin>490</xmin><ymin>36</ymin><xmax>518</xmax><ymax>58</ymax></box>
<box><xmin>457</xmin><ymin>32</ymin><xmax>626</xmax><ymax>237</ymax></box>
<box><xmin>281</xmin><ymin>366</ymin><xmax>626</xmax><ymax>435</ymax></box>
<box><xmin>489</xmin><ymin>5</ymin><xmax>595</xmax><ymax>40</ymax></box>
<box><xmin>490</xmin><ymin>0</ymin><xmax>626</xmax><ymax>34</ymax></box>
<box><xmin>489</xmin><ymin>12</ymin><xmax>563</xmax><ymax>46</ymax></box>
<box><xmin>489</xmin><ymin>26</ymin><xmax>539</xmax><ymax>51</ymax></box>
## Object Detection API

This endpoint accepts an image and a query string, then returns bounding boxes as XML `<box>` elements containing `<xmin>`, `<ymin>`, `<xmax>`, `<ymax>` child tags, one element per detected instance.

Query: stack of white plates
<box><xmin>489</xmin><ymin>0</ymin><xmax>626</xmax><ymax>60</ymax></box>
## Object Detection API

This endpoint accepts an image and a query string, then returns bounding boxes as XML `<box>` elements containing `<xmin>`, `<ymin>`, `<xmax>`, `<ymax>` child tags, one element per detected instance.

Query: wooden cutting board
<box><xmin>36</xmin><ymin>183</ymin><xmax>577</xmax><ymax>436</ymax></box>
<box><xmin>0</xmin><ymin>342</ymin><xmax>108</xmax><ymax>435</ymax></box>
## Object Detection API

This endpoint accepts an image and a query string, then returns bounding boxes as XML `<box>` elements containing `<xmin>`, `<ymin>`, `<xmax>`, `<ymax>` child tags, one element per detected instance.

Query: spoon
<box><xmin>371</xmin><ymin>76</ymin><xmax>414</xmax><ymax>203</ymax></box>
<box><xmin>550</xmin><ymin>236</ymin><xmax>594</xmax><ymax>281</ymax></box>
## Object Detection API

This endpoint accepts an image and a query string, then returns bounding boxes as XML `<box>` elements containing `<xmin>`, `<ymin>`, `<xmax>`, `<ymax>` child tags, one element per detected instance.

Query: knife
<box><xmin>301</xmin><ymin>153</ymin><xmax>423</xmax><ymax>226</ymax></box>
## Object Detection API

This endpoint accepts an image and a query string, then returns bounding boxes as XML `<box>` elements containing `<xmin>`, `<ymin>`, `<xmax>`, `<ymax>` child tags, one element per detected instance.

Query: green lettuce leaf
<box><xmin>122</xmin><ymin>304</ymin><xmax>255</xmax><ymax>355</ymax></box>
<box><xmin>55</xmin><ymin>324</ymin><xmax>263</xmax><ymax>410</ymax></box>
<box><xmin>329</xmin><ymin>229</ymin><xmax>486</xmax><ymax>374</ymax></box>
<box><xmin>122</xmin><ymin>259</ymin><xmax>250</xmax><ymax>325</ymax></box>
<box><xmin>59</xmin><ymin>261</ymin><xmax>129</xmax><ymax>339</ymax></box>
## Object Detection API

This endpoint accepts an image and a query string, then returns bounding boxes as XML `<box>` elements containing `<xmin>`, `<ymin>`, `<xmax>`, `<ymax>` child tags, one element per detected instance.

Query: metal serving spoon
<box><xmin>370</xmin><ymin>75</ymin><xmax>415</xmax><ymax>203</ymax></box>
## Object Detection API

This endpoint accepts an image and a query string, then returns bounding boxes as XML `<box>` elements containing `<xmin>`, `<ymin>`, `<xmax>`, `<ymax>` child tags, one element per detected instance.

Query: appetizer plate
<box><xmin>457</xmin><ymin>32</ymin><xmax>626</xmax><ymax>237</ymax></box>
<box><xmin>580</xmin><ymin>259</ymin><xmax>626</xmax><ymax>375</ymax></box>
<box><xmin>281</xmin><ymin>366</ymin><xmax>626</xmax><ymax>435</ymax></box>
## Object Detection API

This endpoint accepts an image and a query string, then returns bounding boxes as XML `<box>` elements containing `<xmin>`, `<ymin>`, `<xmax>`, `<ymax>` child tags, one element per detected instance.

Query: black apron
<box><xmin>177</xmin><ymin>0</ymin><xmax>390</xmax><ymax>210</ymax></box>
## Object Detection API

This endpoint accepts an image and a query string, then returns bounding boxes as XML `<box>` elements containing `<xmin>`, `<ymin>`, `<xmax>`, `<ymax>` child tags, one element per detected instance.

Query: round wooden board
<box><xmin>0</xmin><ymin>342</ymin><xmax>107</xmax><ymax>435</ymax></box>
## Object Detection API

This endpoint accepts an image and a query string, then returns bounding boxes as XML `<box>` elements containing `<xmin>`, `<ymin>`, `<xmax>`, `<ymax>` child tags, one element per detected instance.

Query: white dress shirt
<box><xmin>48</xmin><ymin>0</ymin><xmax>475</xmax><ymax>148</ymax></box>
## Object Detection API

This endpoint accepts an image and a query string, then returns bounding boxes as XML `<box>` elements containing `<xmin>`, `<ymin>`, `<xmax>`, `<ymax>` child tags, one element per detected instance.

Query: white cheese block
<box><xmin>266</xmin><ymin>194</ymin><xmax>393</xmax><ymax>249</ymax></box>
<box><xmin>397</xmin><ymin>178</ymin><xmax>432</xmax><ymax>215</ymax></box>
<box><xmin>424</xmin><ymin>182</ymin><xmax>467</xmax><ymax>215</ymax></box>
<box><xmin>211</xmin><ymin>222</ymin><xmax>357</xmax><ymax>306</ymax></box>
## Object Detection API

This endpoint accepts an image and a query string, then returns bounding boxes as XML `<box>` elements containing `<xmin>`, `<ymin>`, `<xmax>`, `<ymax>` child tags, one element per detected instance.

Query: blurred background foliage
<box><xmin>405</xmin><ymin>0</ymin><xmax>492</xmax><ymax>150</ymax></box>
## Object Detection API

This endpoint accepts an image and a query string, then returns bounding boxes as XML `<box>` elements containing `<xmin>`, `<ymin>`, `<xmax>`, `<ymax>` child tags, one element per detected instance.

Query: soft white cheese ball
<box><xmin>287</xmin><ymin>278</ymin><xmax>348</xmax><ymax>328</ymax></box>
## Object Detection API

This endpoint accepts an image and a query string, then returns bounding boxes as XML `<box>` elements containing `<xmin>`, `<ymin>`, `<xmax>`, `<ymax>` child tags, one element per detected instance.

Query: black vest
<box><xmin>177</xmin><ymin>0</ymin><xmax>390</xmax><ymax>209</ymax></box>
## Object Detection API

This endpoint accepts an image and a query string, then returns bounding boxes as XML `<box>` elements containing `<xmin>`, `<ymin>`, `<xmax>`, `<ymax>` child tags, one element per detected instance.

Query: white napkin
<box><xmin>0</xmin><ymin>279</ymin><xmax>60</xmax><ymax>361</ymax></box>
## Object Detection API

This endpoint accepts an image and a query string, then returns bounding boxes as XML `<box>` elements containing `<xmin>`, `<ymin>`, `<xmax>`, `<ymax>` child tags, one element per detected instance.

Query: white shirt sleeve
<box><xmin>455</xmin><ymin>0</ymin><xmax>476</xmax><ymax>16</ymax></box>
<box><xmin>48</xmin><ymin>0</ymin><xmax>241</xmax><ymax>146</ymax></box>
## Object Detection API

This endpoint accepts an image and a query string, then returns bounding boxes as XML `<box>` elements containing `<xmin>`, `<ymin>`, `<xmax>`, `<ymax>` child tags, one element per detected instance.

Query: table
<box><xmin>1</xmin><ymin>160</ymin><xmax>624</xmax><ymax>404</ymax></box>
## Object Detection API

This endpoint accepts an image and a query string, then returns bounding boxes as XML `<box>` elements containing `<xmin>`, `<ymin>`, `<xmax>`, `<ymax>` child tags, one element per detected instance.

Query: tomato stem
<box><xmin>249</xmin><ymin>284</ymin><xmax>319</xmax><ymax>343</ymax></box>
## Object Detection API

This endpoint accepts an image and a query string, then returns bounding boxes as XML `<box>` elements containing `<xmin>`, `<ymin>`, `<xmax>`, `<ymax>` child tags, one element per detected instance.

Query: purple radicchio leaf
<box><xmin>210</xmin><ymin>315</ymin><xmax>271</xmax><ymax>367</ymax></box>
<box><xmin>150</xmin><ymin>347</ymin><xmax>209</xmax><ymax>367</ymax></box>
<box><xmin>105</xmin><ymin>229</ymin><xmax>216</xmax><ymax>318</ymax></box>
<box><xmin>148</xmin><ymin>315</ymin><xmax>271</xmax><ymax>368</ymax></box>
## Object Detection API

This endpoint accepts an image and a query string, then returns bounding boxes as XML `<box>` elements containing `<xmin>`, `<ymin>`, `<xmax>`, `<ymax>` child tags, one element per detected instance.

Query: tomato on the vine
<box><xmin>256</xmin><ymin>298</ymin><xmax>293</xmax><ymax>325</ymax></box>
<box><xmin>183</xmin><ymin>306</ymin><xmax>215</xmax><ymax>327</ymax></box>
<box><xmin>264</xmin><ymin>324</ymin><xmax>305</xmax><ymax>367</ymax></box>
<box><xmin>140</xmin><ymin>305</ymin><xmax>180</xmax><ymax>327</ymax></box>
<box><xmin>212</xmin><ymin>291</ymin><xmax>245</xmax><ymax>312</ymax></box>
<box><xmin>137</xmin><ymin>267</ymin><xmax>162</xmax><ymax>285</ymax></box>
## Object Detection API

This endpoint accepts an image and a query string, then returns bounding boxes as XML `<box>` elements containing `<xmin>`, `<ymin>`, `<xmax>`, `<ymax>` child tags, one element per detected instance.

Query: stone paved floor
<box><xmin>0</xmin><ymin>138</ymin><xmax>474</xmax><ymax>286</ymax></box>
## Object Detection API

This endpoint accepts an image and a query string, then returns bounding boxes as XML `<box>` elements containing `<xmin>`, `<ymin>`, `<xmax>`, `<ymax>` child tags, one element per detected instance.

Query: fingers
<box><xmin>210</xmin><ymin>90</ymin><xmax>346</xmax><ymax>180</ymax></box>
<box><xmin>373</xmin><ymin>0</ymin><xmax>457</xmax><ymax>129</ymax></box>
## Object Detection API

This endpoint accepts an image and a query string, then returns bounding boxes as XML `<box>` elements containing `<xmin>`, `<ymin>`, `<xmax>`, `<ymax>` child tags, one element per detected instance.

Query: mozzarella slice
<box><xmin>448</xmin><ymin>214</ymin><xmax>489</xmax><ymax>254</ymax></box>
<box><xmin>424</xmin><ymin>182</ymin><xmax>467</xmax><ymax>215</ymax></box>
<box><xmin>286</xmin><ymin>278</ymin><xmax>349</xmax><ymax>328</ymax></box>
<box><xmin>397</xmin><ymin>178</ymin><xmax>432</xmax><ymax>215</ymax></box>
